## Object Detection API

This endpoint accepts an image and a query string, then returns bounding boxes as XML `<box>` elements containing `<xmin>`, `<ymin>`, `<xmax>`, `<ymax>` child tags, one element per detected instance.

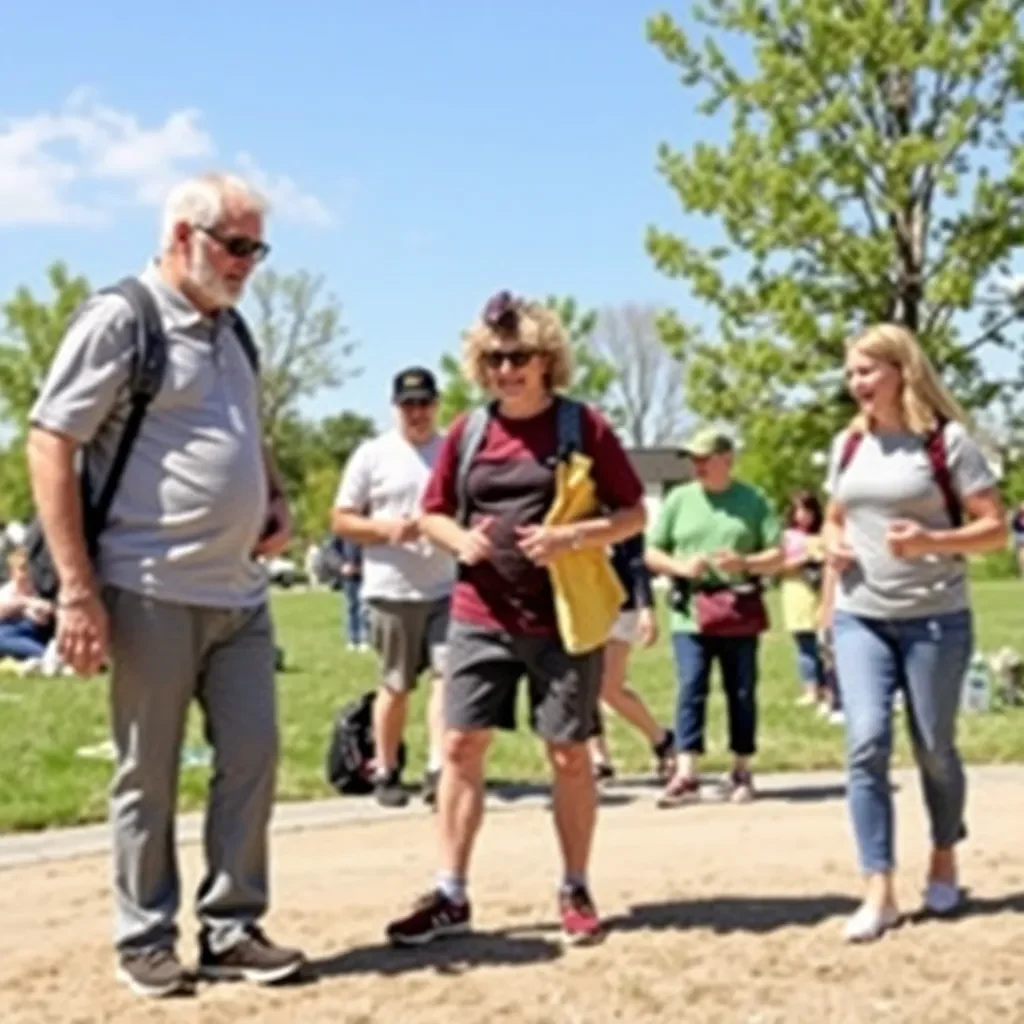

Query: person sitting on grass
<box><xmin>0</xmin><ymin>547</ymin><xmax>55</xmax><ymax>666</ymax></box>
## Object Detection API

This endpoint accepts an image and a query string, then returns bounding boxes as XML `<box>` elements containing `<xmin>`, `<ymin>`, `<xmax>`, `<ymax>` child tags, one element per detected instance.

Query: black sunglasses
<box><xmin>398</xmin><ymin>398</ymin><xmax>435</xmax><ymax>409</ymax></box>
<box><xmin>482</xmin><ymin>349</ymin><xmax>535</xmax><ymax>370</ymax></box>
<box><xmin>198</xmin><ymin>225</ymin><xmax>271</xmax><ymax>262</ymax></box>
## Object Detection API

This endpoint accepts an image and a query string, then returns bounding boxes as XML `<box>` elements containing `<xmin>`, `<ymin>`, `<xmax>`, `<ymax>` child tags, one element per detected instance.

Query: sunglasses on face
<box><xmin>482</xmin><ymin>349</ymin><xmax>536</xmax><ymax>370</ymax></box>
<box><xmin>399</xmin><ymin>399</ymin><xmax>434</xmax><ymax>410</ymax></box>
<box><xmin>198</xmin><ymin>225</ymin><xmax>271</xmax><ymax>262</ymax></box>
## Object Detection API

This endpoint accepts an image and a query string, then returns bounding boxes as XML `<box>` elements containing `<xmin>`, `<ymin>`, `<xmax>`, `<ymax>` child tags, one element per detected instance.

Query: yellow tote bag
<box><xmin>543</xmin><ymin>451</ymin><xmax>627</xmax><ymax>654</ymax></box>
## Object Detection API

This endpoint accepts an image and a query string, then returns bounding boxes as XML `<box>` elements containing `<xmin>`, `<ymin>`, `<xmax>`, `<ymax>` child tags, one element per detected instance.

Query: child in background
<box><xmin>780</xmin><ymin>491</ymin><xmax>841</xmax><ymax>721</ymax></box>
<box><xmin>0</xmin><ymin>547</ymin><xmax>55</xmax><ymax>667</ymax></box>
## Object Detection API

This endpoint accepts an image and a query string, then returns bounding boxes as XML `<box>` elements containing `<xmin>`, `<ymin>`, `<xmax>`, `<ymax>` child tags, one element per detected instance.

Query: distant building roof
<box><xmin>625</xmin><ymin>447</ymin><xmax>693</xmax><ymax>486</ymax></box>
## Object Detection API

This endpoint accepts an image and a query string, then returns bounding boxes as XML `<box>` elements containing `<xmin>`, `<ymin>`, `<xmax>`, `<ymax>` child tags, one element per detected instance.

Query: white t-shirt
<box><xmin>334</xmin><ymin>429</ymin><xmax>455</xmax><ymax>602</ymax></box>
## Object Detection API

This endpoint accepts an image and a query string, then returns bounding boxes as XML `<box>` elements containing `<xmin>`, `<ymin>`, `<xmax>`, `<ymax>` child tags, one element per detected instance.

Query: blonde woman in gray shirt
<box><xmin>822</xmin><ymin>323</ymin><xmax>1007</xmax><ymax>943</ymax></box>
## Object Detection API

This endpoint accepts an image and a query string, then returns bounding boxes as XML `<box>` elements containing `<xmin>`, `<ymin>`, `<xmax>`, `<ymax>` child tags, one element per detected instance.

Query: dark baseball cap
<box><xmin>392</xmin><ymin>366</ymin><xmax>438</xmax><ymax>404</ymax></box>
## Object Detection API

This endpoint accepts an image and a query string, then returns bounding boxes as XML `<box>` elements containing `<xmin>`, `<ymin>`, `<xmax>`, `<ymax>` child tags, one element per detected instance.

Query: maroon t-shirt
<box><xmin>421</xmin><ymin>400</ymin><xmax>644</xmax><ymax>635</ymax></box>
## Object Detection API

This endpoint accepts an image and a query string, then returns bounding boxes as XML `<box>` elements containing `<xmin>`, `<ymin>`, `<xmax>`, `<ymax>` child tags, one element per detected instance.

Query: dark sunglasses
<box><xmin>399</xmin><ymin>398</ymin><xmax>434</xmax><ymax>410</ymax></box>
<box><xmin>482</xmin><ymin>349</ymin><xmax>535</xmax><ymax>370</ymax></box>
<box><xmin>198</xmin><ymin>225</ymin><xmax>271</xmax><ymax>262</ymax></box>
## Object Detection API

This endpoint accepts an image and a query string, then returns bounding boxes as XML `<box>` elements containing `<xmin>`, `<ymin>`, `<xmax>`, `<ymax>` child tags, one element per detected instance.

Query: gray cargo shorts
<box><xmin>444</xmin><ymin>620</ymin><xmax>603</xmax><ymax>744</ymax></box>
<box><xmin>367</xmin><ymin>596</ymin><xmax>450</xmax><ymax>693</ymax></box>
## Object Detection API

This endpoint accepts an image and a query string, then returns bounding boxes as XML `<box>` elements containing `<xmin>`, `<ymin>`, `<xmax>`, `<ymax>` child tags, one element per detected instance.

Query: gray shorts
<box><xmin>445</xmin><ymin>621</ymin><xmax>603</xmax><ymax>744</ymax></box>
<box><xmin>367</xmin><ymin>596</ymin><xmax>450</xmax><ymax>693</ymax></box>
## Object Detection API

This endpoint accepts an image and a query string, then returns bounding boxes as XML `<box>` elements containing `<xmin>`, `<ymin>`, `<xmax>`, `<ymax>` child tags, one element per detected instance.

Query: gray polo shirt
<box><xmin>825</xmin><ymin>420</ymin><xmax>996</xmax><ymax>620</ymax></box>
<box><xmin>30</xmin><ymin>262</ymin><xmax>268</xmax><ymax>608</ymax></box>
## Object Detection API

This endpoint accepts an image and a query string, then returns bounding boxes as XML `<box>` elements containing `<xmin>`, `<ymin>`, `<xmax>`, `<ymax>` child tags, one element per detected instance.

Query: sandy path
<box><xmin>1</xmin><ymin>769</ymin><xmax>1022</xmax><ymax>1023</ymax></box>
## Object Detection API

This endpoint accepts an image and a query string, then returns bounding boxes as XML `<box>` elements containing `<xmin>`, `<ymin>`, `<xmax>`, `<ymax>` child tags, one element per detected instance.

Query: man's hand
<box><xmin>676</xmin><ymin>554</ymin><xmax>709</xmax><ymax>580</ymax></box>
<box><xmin>387</xmin><ymin>517</ymin><xmax>421</xmax><ymax>546</ymax></box>
<box><xmin>712</xmin><ymin>549</ymin><xmax>747</xmax><ymax>575</ymax></box>
<box><xmin>254</xmin><ymin>494</ymin><xmax>292</xmax><ymax>559</ymax></box>
<box><xmin>458</xmin><ymin>517</ymin><xmax>495</xmax><ymax>566</ymax></box>
<box><xmin>886</xmin><ymin>519</ymin><xmax>931</xmax><ymax>560</ymax></box>
<box><xmin>56</xmin><ymin>591</ymin><xmax>108</xmax><ymax>677</ymax></box>
<box><xmin>636</xmin><ymin>607</ymin><xmax>659</xmax><ymax>648</ymax></box>
<box><xmin>515</xmin><ymin>524</ymin><xmax>575</xmax><ymax>567</ymax></box>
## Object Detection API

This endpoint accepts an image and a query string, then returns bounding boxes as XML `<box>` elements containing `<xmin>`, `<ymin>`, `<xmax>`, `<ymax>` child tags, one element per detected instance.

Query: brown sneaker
<box><xmin>656</xmin><ymin>774</ymin><xmax>701</xmax><ymax>808</ymax></box>
<box><xmin>197</xmin><ymin>927</ymin><xmax>305</xmax><ymax>985</ymax></box>
<box><xmin>386</xmin><ymin>890</ymin><xmax>471</xmax><ymax>947</ymax></box>
<box><xmin>116</xmin><ymin>948</ymin><xmax>192</xmax><ymax>999</ymax></box>
<box><xmin>727</xmin><ymin>769</ymin><xmax>755</xmax><ymax>804</ymax></box>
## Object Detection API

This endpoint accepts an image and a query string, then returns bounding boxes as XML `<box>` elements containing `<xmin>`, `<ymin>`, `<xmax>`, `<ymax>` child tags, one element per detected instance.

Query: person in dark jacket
<box><xmin>589</xmin><ymin>533</ymin><xmax>674</xmax><ymax>782</ymax></box>
<box><xmin>333</xmin><ymin>536</ymin><xmax>366</xmax><ymax>650</ymax></box>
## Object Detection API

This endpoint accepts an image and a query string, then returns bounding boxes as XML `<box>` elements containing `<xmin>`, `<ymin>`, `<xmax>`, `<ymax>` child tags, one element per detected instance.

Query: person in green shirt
<box><xmin>645</xmin><ymin>429</ymin><xmax>783</xmax><ymax>807</ymax></box>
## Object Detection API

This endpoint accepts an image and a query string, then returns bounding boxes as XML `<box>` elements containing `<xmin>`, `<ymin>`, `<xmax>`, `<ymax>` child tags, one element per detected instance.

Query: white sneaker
<box><xmin>828</xmin><ymin>710</ymin><xmax>845</xmax><ymax>725</ymax></box>
<box><xmin>843</xmin><ymin>902</ymin><xmax>900</xmax><ymax>943</ymax></box>
<box><xmin>924</xmin><ymin>879</ymin><xmax>962</xmax><ymax>916</ymax></box>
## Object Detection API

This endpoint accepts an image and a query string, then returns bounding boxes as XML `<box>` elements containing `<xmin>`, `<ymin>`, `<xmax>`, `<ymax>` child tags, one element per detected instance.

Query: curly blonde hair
<box><xmin>847</xmin><ymin>323</ymin><xmax>969</xmax><ymax>434</ymax></box>
<box><xmin>461</xmin><ymin>296</ymin><xmax>573</xmax><ymax>391</ymax></box>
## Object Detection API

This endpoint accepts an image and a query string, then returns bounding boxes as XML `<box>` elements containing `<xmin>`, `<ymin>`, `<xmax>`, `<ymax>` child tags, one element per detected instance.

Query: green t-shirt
<box><xmin>647</xmin><ymin>480</ymin><xmax>782</xmax><ymax>633</ymax></box>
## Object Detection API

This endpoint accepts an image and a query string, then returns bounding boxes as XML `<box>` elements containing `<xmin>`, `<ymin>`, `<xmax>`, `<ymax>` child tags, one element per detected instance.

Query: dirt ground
<box><xmin>1</xmin><ymin>769</ymin><xmax>1022</xmax><ymax>1024</ymax></box>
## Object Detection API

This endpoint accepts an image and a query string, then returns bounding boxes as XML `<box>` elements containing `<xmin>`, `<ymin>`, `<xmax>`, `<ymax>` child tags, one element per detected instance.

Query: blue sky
<box><xmin>0</xmin><ymin>1</ymin><xmax>713</xmax><ymax>429</ymax></box>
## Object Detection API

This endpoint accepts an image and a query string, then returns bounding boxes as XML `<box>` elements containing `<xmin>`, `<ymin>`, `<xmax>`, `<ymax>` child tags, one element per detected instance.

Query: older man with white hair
<box><xmin>26</xmin><ymin>172</ymin><xmax>305</xmax><ymax>998</ymax></box>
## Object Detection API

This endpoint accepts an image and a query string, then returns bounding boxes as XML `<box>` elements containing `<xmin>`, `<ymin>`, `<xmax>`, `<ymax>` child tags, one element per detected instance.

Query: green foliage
<box><xmin>647</xmin><ymin>2</ymin><xmax>1024</xmax><ymax>498</ymax></box>
<box><xmin>246</xmin><ymin>269</ymin><xmax>361</xmax><ymax>446</ymax></box>
<box><xmin>436</xmin><ymin>295</ymin><xmax>618</xmax><ymax>426</ymax></box>
<box><xmin>0</xmin><ymin>263</ymin><xmax>91</xmax><ymax>520</ymax></box>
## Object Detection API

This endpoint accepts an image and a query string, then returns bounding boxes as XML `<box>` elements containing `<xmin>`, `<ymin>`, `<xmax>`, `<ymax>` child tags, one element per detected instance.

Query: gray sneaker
<box><xmin>116</xmin><ymin>948</ymin><xmax>192</xmax><ymax>999</ymax></box>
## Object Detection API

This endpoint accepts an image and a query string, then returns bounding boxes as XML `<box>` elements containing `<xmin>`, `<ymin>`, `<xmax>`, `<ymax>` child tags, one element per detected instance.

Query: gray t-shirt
<box><xmin>30</xmin><ymin>262</ymin><xmax>268</xmax><ymax>608</ymax></box>
<box><xmin>334</xmin><ymin>429</ymin><xmax>454</xmax><ymax>602</ymax></box>
<box><xmin>825</xmin><ymin>421</ymin><xmax>996</xmax><ymax>619</ymax></box>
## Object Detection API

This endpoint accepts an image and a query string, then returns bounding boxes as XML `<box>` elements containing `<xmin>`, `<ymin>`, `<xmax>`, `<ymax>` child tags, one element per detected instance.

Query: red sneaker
<box><xmin>559</xmin><ymin>886</ymin><xmax>603</xmax><ymax>946</ymax></box>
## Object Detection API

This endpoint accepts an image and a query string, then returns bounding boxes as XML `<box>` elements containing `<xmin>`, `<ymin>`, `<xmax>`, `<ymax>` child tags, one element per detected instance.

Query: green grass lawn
<box><xmin>0</xmin><ymin>580</ymin><xmax>1022</xmax><ymax>833</ymax></box>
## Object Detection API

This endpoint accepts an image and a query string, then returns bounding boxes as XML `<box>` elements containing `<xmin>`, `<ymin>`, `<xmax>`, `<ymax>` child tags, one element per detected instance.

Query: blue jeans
<box><xmin>341</xmin><ymin>576</ymin><xmax>364</xmax><ymax>646</ymax></box>
<box><xmin>0</xmin><ymin>618</ymin><xmax>50</xmax><ymax>660</ymax></box>
<box><xmin>793</xmin><ymin>631</ymin><xmax>843</xmax><ymax>709</ymax></box>
<box><xmin>794</xmin><ymin>631</ymin><xmax>825</xmax><ymax>688</ymax></box>
<box><xmin>833</xmin><ymin>609</ymin><xmax>973</xmax><ymax>874</ymax></box>
<box><xmin>672</xmin><ymin>633</ymin><xmax>759</xmax><ymax>756</ymax></box>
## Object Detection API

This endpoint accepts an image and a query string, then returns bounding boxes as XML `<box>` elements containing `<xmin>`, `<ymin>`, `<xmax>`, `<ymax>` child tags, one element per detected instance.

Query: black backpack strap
<box><xmin>555</xmin><ymin>396</ymin><xmax>584</xmax><ymax>461</ymax></box>
<box><xmin>455</xmin><ymin>402</ymin><xmax>496</xmax><ymax>527</ymax></box>
<box><xmin>225</xmin><ymin>308</ymin><xmax>260</xmax><ymax>375</ymax></box>
<box><xmin>84</xmin><ymin>278</ymin><xmax>167</xmax><ymax>547</ymax></box>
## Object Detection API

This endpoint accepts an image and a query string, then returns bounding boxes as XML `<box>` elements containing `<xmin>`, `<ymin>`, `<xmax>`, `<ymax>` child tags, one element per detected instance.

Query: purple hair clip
<box><xmin>483</xmin><ymin>290</ymin><xmax>519</xmax><ymax>332</ymax></box>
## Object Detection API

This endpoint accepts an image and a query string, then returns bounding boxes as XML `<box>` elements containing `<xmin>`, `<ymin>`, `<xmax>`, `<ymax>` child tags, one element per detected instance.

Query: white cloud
<box><xmin>0</xmin><ymin>90</ymin><xmax>333</xmax><ymax>228</ymax></box>
<box><xmin>236</xmin><ymin>152</ymin><xmax>334</xmax><ymax>228</ymax></box>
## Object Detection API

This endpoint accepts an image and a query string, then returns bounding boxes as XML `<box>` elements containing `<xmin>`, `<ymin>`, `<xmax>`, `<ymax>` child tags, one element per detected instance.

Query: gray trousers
<box><xmin>104</xmin><ymin>586</ymin><xmax>278</xmax><ymax>954</ymax></box>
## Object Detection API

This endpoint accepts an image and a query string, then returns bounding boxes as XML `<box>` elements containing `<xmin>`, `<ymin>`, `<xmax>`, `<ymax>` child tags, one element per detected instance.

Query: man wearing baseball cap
<box><xmin>332</xmin><ymin>366</ymin><xmax>454</xmax><ymax>808</ymax></box>
<box><xmin>646</xmin><ymin>425</ymin><xmax>783</xmax><ymax>806</ymax></box>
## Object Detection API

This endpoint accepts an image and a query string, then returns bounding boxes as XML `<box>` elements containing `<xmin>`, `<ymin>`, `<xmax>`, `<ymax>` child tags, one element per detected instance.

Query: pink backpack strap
<box><xmin>837</xmin><ymin>430</ymin><xmax>863</xmax><ymax>473</ymax></box>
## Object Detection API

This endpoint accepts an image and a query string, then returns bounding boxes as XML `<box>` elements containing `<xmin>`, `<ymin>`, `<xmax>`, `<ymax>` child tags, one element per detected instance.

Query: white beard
<box><xmin>188</xmin><ymin>237</ymin><xmax>242</xmax><ymax>309</ymax></box>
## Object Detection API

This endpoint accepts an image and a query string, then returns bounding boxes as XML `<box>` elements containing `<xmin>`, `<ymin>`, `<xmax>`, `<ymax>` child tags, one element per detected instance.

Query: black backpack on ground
<box><xmin>25</xmin><ymin>277</ymin><xmax>259</xmax><ymax>601</ymax></box>
<box><xmin>325</xmin><ymin>690</ymin><xmax>407</xmax><ymax>795</ymax></box>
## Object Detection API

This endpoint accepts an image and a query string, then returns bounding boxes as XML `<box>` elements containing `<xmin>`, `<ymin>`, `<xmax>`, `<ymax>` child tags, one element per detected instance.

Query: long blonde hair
<box><xmin>847</xmin><ymin>323</ymin><xmax>969</xmax><ymax>434</ymax></box>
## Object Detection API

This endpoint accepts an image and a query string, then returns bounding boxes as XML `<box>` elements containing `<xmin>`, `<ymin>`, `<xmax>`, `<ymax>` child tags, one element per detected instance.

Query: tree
<box><xmin>646</xmin><ymin>2</ymin><xmax>1024</xmax><ymax>502</ymax></box>
<box><xmin>0</xmin><ymin>263</ymin><xmax>91</xmax><ymax>520</ymax></box>
<box><xmin>436</xmin><ymin>295</ymin><xmax>617</xmax><ymax>425</ymax></box>
<box><xmin>590</xmin><ymin>304</ymin><xmax>689</xmax><ymax>447</ymax></box>
<box><xmin>247</xmin><ymin>269</ymin><xmax>360</xmax><ymax>445</ymax></box>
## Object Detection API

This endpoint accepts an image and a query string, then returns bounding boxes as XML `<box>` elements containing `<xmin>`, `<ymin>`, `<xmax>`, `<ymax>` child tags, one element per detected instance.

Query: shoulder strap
<box><xmin>555</xmin><ymin>396</ymin><xmax>584</xmax><ymax>461</ymax></box>
<box><xmin>225</xmin><ymin>308</ymin><xmax>260</xmax><ymax>375</ymax></box>
<box><xmin>838</xmin><ymin>430</ymin><xmax>863</xmax><ymax>473</ymax></box>
<box><xmin>455</xmin><ymin>403</ymin><xmax>496</xmax><ymax>527</ymax></box>
<box><xmin>84</xmin><ymin>277</ymin><xmax>168</xmax><ymax>548</ymax></box>
<box><xmin>926</xmin><ymin>419</ymin><xmax>963</xmax><ymax>528</ymax></box>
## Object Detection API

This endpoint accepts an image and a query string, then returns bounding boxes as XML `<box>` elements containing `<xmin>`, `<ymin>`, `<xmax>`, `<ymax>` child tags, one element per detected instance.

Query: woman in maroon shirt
<box><xmin>384</xmin><ymin>291</ymin><xmax>646</xmax><ymax>948</ymax></box>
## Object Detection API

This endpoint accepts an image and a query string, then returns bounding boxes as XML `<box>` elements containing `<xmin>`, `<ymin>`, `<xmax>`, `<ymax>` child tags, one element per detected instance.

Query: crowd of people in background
<box><xmin>8</xmin><ymin>169</ymin><xmax>1016</xmax><ymax>1002</ymax></box>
